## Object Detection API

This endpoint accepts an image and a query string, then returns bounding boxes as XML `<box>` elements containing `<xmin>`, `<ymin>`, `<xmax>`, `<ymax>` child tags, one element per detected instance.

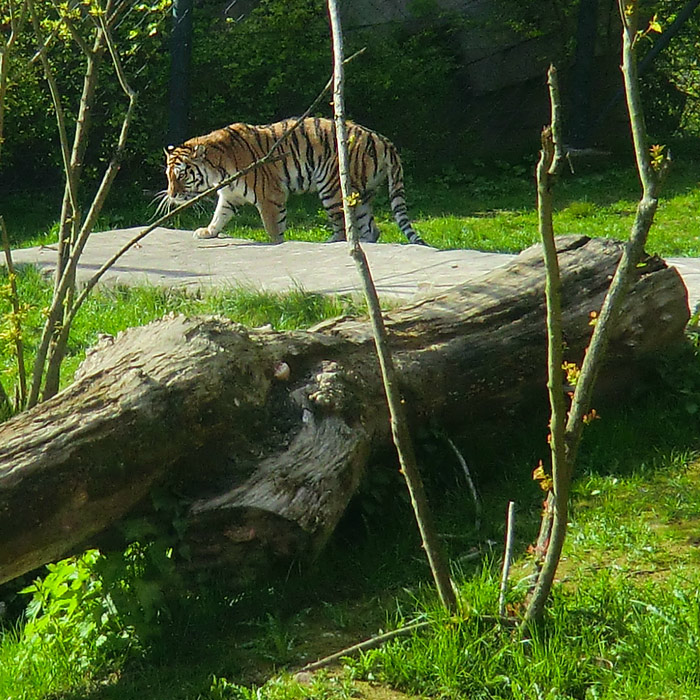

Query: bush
<box><xmin>0</xmin><ymin>0</ymin><xmax>466</xmax><ymax>189</ymax></box>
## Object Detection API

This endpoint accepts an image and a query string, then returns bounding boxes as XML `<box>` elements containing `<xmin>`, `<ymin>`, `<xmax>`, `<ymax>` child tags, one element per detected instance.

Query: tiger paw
<box><xmin>193</xmin><ymin>227</ymin><xmax>219</xmax><ymax>239</ymax></box>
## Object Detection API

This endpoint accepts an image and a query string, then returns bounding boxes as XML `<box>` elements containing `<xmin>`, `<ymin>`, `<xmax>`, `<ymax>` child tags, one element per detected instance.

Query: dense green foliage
<box><xmin>3</xmin><ymin>0</ymin><xmax>699</xmax><ymax>193</ymax></box>
<box><xmin>187</xmin><ymin>0</ymin><xmax>465</xmax><ymax>168</ymax></box>
<box><xmin>642</xmin><ymin>0</ymin><xmax>700</xmax><ymax>136</ymax></box>
<box><xmin>0</xmin><ymin>0</ymin><xmax>464</xmax><ymax>187</ymax></box>
<box><xmin>0</xmin><ymin>0</ymin><xmax>171</xmax><ymax>182</ymax></box>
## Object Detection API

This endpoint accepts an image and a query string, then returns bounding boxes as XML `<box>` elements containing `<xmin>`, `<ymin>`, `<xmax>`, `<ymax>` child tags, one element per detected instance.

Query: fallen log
<box><xmin>0</xmin><ymin>236</ymin><xmax>690</xmax><ymax>585</ymax></box>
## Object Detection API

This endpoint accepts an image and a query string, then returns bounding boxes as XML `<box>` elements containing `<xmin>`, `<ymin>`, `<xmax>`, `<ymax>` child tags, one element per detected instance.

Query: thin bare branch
<box><xmin>547</xmin><ymin>64</ymin><xmax>565</xmax><ymax>176</ymax></box>
<box><xmin>327</xmin><ymin>0</ymin><xmax>456</xmax><ymax>612</ymax></box>
<box><xmin>499</xmin><ymin>501</ymin><xmax>516</xmax><ymax>619</ymax></box>
<box><xmin>446</xmin><ymin>436</ymin><xmax>482</xmax><ymax>532</ymax></box>
<box><xmin>26</xmin><ymin>2</ymin><xmax>81</xmax><ymax>221</ymax></box>
<box><xmin>525</xmin><ymin>68</ymin><xmax>569</xmax><ymax>620</ymax></box>
<box><xmin>0</xmin><ymin>0</ymin><xmax>29</xmax><ymax>166</ymax></box>
<box><xmin>42</xmin><ymin>12</ymin><xmax>138</xmax><ymax>397</ymax></box>
<box><xmin>564</xmin><ymin>0</ymin><xmax>665</xmax><ymax>464</ymax></box>
<box><xmin>298</xmin><ymin>621</ymin><xmax>432</xmax><ymax>673</ymax></box>
<box><xmin>26</xmin><ymin>0</ymin><xmax>81</xmax><ymax>407</ymax></box>
<box><xmin>60</xmin><ymin>7</ymin><xmax>93</xmax><ymax>57</ymax></box>
<box><xmin>28</xmin><ymin>23</ymin><xmax>61</xmax><ymax>65</ymax></box>
<box><xmin>525</xmin><ymin>3</ymin><xmax>668</xmax><ymax>623</ymax></box>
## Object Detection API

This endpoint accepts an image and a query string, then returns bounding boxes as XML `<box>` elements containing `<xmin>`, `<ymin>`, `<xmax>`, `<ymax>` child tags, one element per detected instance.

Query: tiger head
<box><xmin>164</xmin><ymin>143</ymin><xmax>210</xmax><ymax>201</ymax></box>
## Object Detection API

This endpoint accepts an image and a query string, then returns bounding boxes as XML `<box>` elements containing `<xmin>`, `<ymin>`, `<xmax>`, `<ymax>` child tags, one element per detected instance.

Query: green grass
<box><xmin>3</xmin><ymin>382</ymin><xmax>700</xmax><ymax>699</ymax></box>
<box><xmin>3</xmin><ymin>153</ymin><xmax>700</xmax><ymax>256</ymax></box>
<box><xmin>348</xmin><ymin>567</ymin><xmax>700</xmax><ymax>700</ymax></box>
<box><xmin>0</xmin><ymin>266</ymin><xmax>364</xmax><ymax>397</ymax></box>
<box><xmin>3</xmin><ymin>159</ymin><xmax>700</xmax><ymax>699</ymax></box>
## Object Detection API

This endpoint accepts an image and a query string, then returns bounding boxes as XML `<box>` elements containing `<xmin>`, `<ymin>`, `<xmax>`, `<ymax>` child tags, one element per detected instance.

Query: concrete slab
<box><xmin>6</xmin><ymin>227</ymin><xmax>700</xmax><ymax>312</ymax></box>
<box><xmin>7</xmin><ymin>227</ymin><xmax>514</xmax><ymax>300</ymax></box>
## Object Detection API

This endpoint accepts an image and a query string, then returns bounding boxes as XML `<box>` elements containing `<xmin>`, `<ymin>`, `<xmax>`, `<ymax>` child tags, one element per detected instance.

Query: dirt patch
<box><xmin>352</xmin><ymin>680</ymin><xmax>420</xmax><ymax>699</ymax></box>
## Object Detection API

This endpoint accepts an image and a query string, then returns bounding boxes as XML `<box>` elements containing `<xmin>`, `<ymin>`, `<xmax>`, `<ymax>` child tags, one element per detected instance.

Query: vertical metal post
<box><xmin>168</xmin><ymin>0</ymin><xmax>194</xmax><ymax>146</ymax></box>
<box><xmin>570</xmin><ymin>0</ymin><xmax>599</xmax><ymax>148</ymax></box>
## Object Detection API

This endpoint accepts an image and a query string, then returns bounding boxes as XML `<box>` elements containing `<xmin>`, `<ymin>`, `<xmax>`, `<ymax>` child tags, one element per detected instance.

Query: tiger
<box><xmin>162</xmin><ymin>116</ymin><xmax>426</xmax><ymax>245</ymax></box>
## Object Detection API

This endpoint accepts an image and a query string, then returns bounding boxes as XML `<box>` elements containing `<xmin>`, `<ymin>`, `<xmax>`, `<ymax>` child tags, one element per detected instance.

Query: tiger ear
<box><xmin>164</xmin><ymin>145</ymin><xmax>175</xmax><ymax>157</ymax></box>
<box><xmin>193</xmin><ymin>144</ymin><xmax>206</xmax><ymax>159</ymax></box>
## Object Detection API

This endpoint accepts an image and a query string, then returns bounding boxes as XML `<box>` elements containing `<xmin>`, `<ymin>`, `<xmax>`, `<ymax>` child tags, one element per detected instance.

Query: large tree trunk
<box><xmin>0</xmin><ymin>236</ymin><xmax>689</xmax><ymax>585</ymax></box>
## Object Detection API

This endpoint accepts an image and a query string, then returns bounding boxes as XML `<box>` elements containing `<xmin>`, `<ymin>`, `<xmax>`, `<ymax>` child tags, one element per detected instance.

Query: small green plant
<box><xmin>200</xmin><ymin>671</ymin><xmax>358</xmax><ymax>700</ymax></box>
<box><xmin>204</xmin><ymin>675</ymin><xmax>251</xmax><ymax>700</ymax></box>
<box><xmin>19</xmin><ymin>550</ymin><xmax>133</xmax><ymax>658</ymax></box>
<box><xmin>0</xmin><ymin>550</ymin><xmax>135</xmax><ymax>698</ymax></box>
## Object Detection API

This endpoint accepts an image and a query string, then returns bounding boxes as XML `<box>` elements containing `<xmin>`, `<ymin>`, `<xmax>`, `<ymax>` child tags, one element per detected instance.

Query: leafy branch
<box><xmin>524</xmin><ymin>0</ymin><xmax>670</xmax><ymax>623</ymax></box>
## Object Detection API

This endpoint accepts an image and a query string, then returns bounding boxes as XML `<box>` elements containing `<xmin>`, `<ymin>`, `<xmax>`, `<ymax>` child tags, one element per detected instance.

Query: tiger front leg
<box><xmin>194</xmin><ymin>193</ymin><xmax>236</xmax><ymax>239</ymax></box>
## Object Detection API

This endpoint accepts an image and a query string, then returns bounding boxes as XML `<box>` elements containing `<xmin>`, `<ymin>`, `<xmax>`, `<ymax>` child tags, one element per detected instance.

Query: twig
<box><xmin>327</xmin><ymin>0</ymin><xmax>456</xmax><ymax>613</ymax></box>
<box><xmin>0</xmin><ymin>216</ymin><xmax>26</xmax><ymax>408</ymax></box>
<box><xmin>525</xmin><ymin>65</ymin><xmax>568</xmax><ymax>623</ymax></box>
<box><xmin>498</xmin><ymin>501</ymin><xmax>516</xmax><ymax>619</ymax></box>
<box><xmin>25</xmin><ymin>0</ymin><xmax>83</xmax><ymax>407</ymax></box>
<box><xmin>0</xmin><ymin>0</ymin><xmax>28</xmax><ymax>166</ymax></box>
<box><xmin>41</xmin><ymin>9</ymin><xmax>138</xmax><ymax>400</ymax></box>
<box><xmin>298</xmin><ymin>607</ymin><xmax>523</xmax><ymax>673</ymax></box>
<box><xmin>30</xmin><ymin>47</ymin><xmax>367</xmax><ymax>406</ymax></box>
<box><xmin>297</xmin><ymin>621</ymin><xmax>431</xmax><ymax>673</ymax></box>
<box><xmin>547</xmin><ymin>64</ymin><xmax>565</xmax><ymax>177</ymax></box>
<box><xmin>526</xmin><ymin>4</ymin><xmax>669</xmax><ymax>623</ymax></box>
<box><xmin>446</xmin><ymin>436</ymin><xmax>482</xmax><ymax>532</ymax></box>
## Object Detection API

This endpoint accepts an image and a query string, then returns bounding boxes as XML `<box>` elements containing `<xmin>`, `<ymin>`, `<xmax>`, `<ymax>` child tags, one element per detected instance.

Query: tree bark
<box><xmin>0</xmin><ymin>236</ymin><xmax>689</xmax><ymax>586</ymax></box>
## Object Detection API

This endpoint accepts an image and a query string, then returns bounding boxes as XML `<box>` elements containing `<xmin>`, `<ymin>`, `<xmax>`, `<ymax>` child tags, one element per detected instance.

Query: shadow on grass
<box><xmin>51</xmin><ymin>344</ymin><xmax>700</xmax><ymax>700</ymax></box>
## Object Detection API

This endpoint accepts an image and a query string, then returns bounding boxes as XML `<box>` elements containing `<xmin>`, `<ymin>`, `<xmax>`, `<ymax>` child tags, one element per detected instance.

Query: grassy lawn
<box><xmin>2</xmin><ymin>151</ymin><xmax>700</xmax><ymax>257</ymax></box>
<box><xmin>3</xmin><ymin>374</ymin><xmax>700</xmax><ymax>700</ymax></box>
<box><xmin>2</xmin><ymin>154</ymin><xmax>700</xmax><ymax>699</ymax></box>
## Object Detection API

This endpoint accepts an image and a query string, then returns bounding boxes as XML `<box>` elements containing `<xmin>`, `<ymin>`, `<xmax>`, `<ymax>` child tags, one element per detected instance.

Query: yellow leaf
<box><xmin>649</xmin><ymin>14</ymin><xmax>662</xmax><ymax>33</ymax></box>
<box><xmin>532</xmin><ymin>461</ymin><xmax>546</xmax><ymax>482</ymax></box>
<box><xmin>583</xmin><ymin>408</ymin><xmax>600</xmax><ymax>425</ymax></box>
<box><xmin>562</xmin><ymin>361</ymin><xmax>581</xmax><ymax>386</ymax></box>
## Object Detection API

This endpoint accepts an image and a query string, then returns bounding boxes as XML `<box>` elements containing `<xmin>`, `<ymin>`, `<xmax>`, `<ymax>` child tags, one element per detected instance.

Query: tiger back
<box><xmin>163</xmin><ymin>117</ymin><xmax>425</xmax><ymax>245</ymax></box>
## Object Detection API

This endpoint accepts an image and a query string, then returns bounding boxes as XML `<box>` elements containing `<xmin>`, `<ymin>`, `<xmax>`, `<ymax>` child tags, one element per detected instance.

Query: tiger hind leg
<box><xmin>256</xmin><ymin>199</ymin><xmax>287</xmax><ymax>244</ymax></box>
<box><xmin>322</xmin><ymin>196</ymin><xmax>380</xmax><ymax>243</ymax></box>
<box><xmin>355</xmin><ymin>200</ymin><xmax>380</xmax><ymax>243</ymax></box>
<box><xmin>323</xmin><ymin>203</ymin><xmax>347</xmax><ymax>242</ymax></box>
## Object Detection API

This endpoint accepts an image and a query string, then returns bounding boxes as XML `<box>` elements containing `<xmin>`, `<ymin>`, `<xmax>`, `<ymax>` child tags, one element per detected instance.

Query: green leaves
<box><xmin>18</xmin><ymin>549</ymin><xmax>132</xmax><ymax>671</ymax></box>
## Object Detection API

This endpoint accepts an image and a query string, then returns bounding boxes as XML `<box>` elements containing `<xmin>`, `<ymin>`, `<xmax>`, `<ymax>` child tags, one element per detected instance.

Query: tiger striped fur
<box><xmin>163</xmin><ymin>117</ymin><xmax>425</xmax><ymax>245</ymax></box>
